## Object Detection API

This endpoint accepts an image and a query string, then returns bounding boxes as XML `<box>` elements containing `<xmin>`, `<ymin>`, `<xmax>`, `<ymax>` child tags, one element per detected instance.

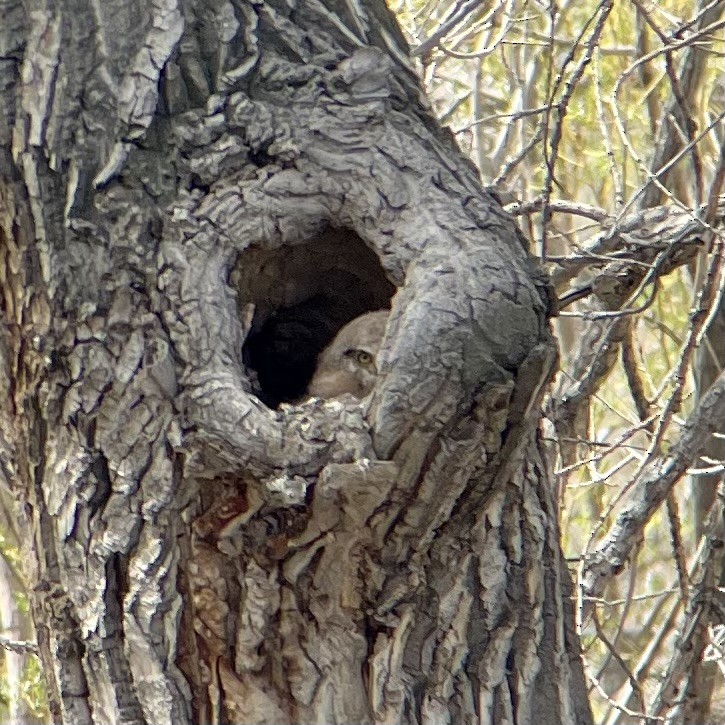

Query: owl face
<box><xmin>305</xmin><ymin>310</ymin><xmax>389</xmax><ymax>399</ymax></box>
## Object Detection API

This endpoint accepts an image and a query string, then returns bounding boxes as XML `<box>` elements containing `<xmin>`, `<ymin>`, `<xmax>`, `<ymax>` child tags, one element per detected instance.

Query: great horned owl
<box><xmin>305</xmin><ymin>310</ymin><xmax>389</xmax><ymax>399</ymax></box>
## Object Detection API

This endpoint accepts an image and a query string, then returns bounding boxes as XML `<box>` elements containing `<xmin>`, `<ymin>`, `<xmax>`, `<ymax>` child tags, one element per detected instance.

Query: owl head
<box><xmin>305</xmin><ymin>310</ymin><xmax>389</xmax><ymax>399</ymax></box>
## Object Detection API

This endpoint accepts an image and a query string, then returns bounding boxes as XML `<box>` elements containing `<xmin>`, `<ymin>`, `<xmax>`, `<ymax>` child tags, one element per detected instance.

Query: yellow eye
<box><xmin>346</xmin><ymin>349</ymin><xmax>374</xmax><ymax>365</ymax></box>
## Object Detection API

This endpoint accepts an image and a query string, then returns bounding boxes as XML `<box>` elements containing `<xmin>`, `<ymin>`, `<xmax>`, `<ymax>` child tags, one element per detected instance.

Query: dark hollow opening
<box><xmin>234</xmin><ymin>229</ymin><xmax>396</xmax><ymax>407</ymax></box>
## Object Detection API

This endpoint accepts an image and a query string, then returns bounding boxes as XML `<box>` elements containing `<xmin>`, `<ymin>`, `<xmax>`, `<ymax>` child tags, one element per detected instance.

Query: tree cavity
<box><xmin>234</xmin><ymin>229</ymin><xmax>395</xmax><ymax>407</ymax></box>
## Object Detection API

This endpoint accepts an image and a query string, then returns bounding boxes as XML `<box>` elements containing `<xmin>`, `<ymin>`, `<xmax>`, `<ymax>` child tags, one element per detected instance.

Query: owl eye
<box><xmin>345</xmin><ymin>349</ymin><xmax>374</xmax><ymax>365</ymax></box>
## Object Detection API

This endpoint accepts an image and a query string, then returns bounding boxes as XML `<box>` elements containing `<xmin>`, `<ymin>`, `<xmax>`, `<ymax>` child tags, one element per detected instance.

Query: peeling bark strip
<box><xmin>1</xmin><ymin>0</ymin><xmax>592</xmax><ymax>724</ymax></box>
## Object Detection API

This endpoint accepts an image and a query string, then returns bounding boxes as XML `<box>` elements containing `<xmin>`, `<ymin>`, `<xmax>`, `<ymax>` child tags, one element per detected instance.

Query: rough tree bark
<box><xmin>0</xmin><ymin>0</ymin><xmax>593</xmax><ymax>723</ymax></box>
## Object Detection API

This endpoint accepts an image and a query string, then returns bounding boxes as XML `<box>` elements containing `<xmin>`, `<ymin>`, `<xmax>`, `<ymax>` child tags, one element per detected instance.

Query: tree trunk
<box><xmin>0</xmin><ymin>0</ymin><xmax>592</xmax><ymax>723</ymax></box>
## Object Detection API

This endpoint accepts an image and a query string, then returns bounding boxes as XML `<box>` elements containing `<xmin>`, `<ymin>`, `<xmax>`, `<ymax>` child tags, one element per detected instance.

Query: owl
<box><xmin>305</xmin><ymin>310</ymin><xmax>389</xmax><ymax>399</ymax></box>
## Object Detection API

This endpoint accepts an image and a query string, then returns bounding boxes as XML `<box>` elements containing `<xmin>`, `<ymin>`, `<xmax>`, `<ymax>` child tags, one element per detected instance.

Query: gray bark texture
<box><xmin>0</xmin><ymin>0</ymin><xmax>593</xmax><ymax>723</ymax></box>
